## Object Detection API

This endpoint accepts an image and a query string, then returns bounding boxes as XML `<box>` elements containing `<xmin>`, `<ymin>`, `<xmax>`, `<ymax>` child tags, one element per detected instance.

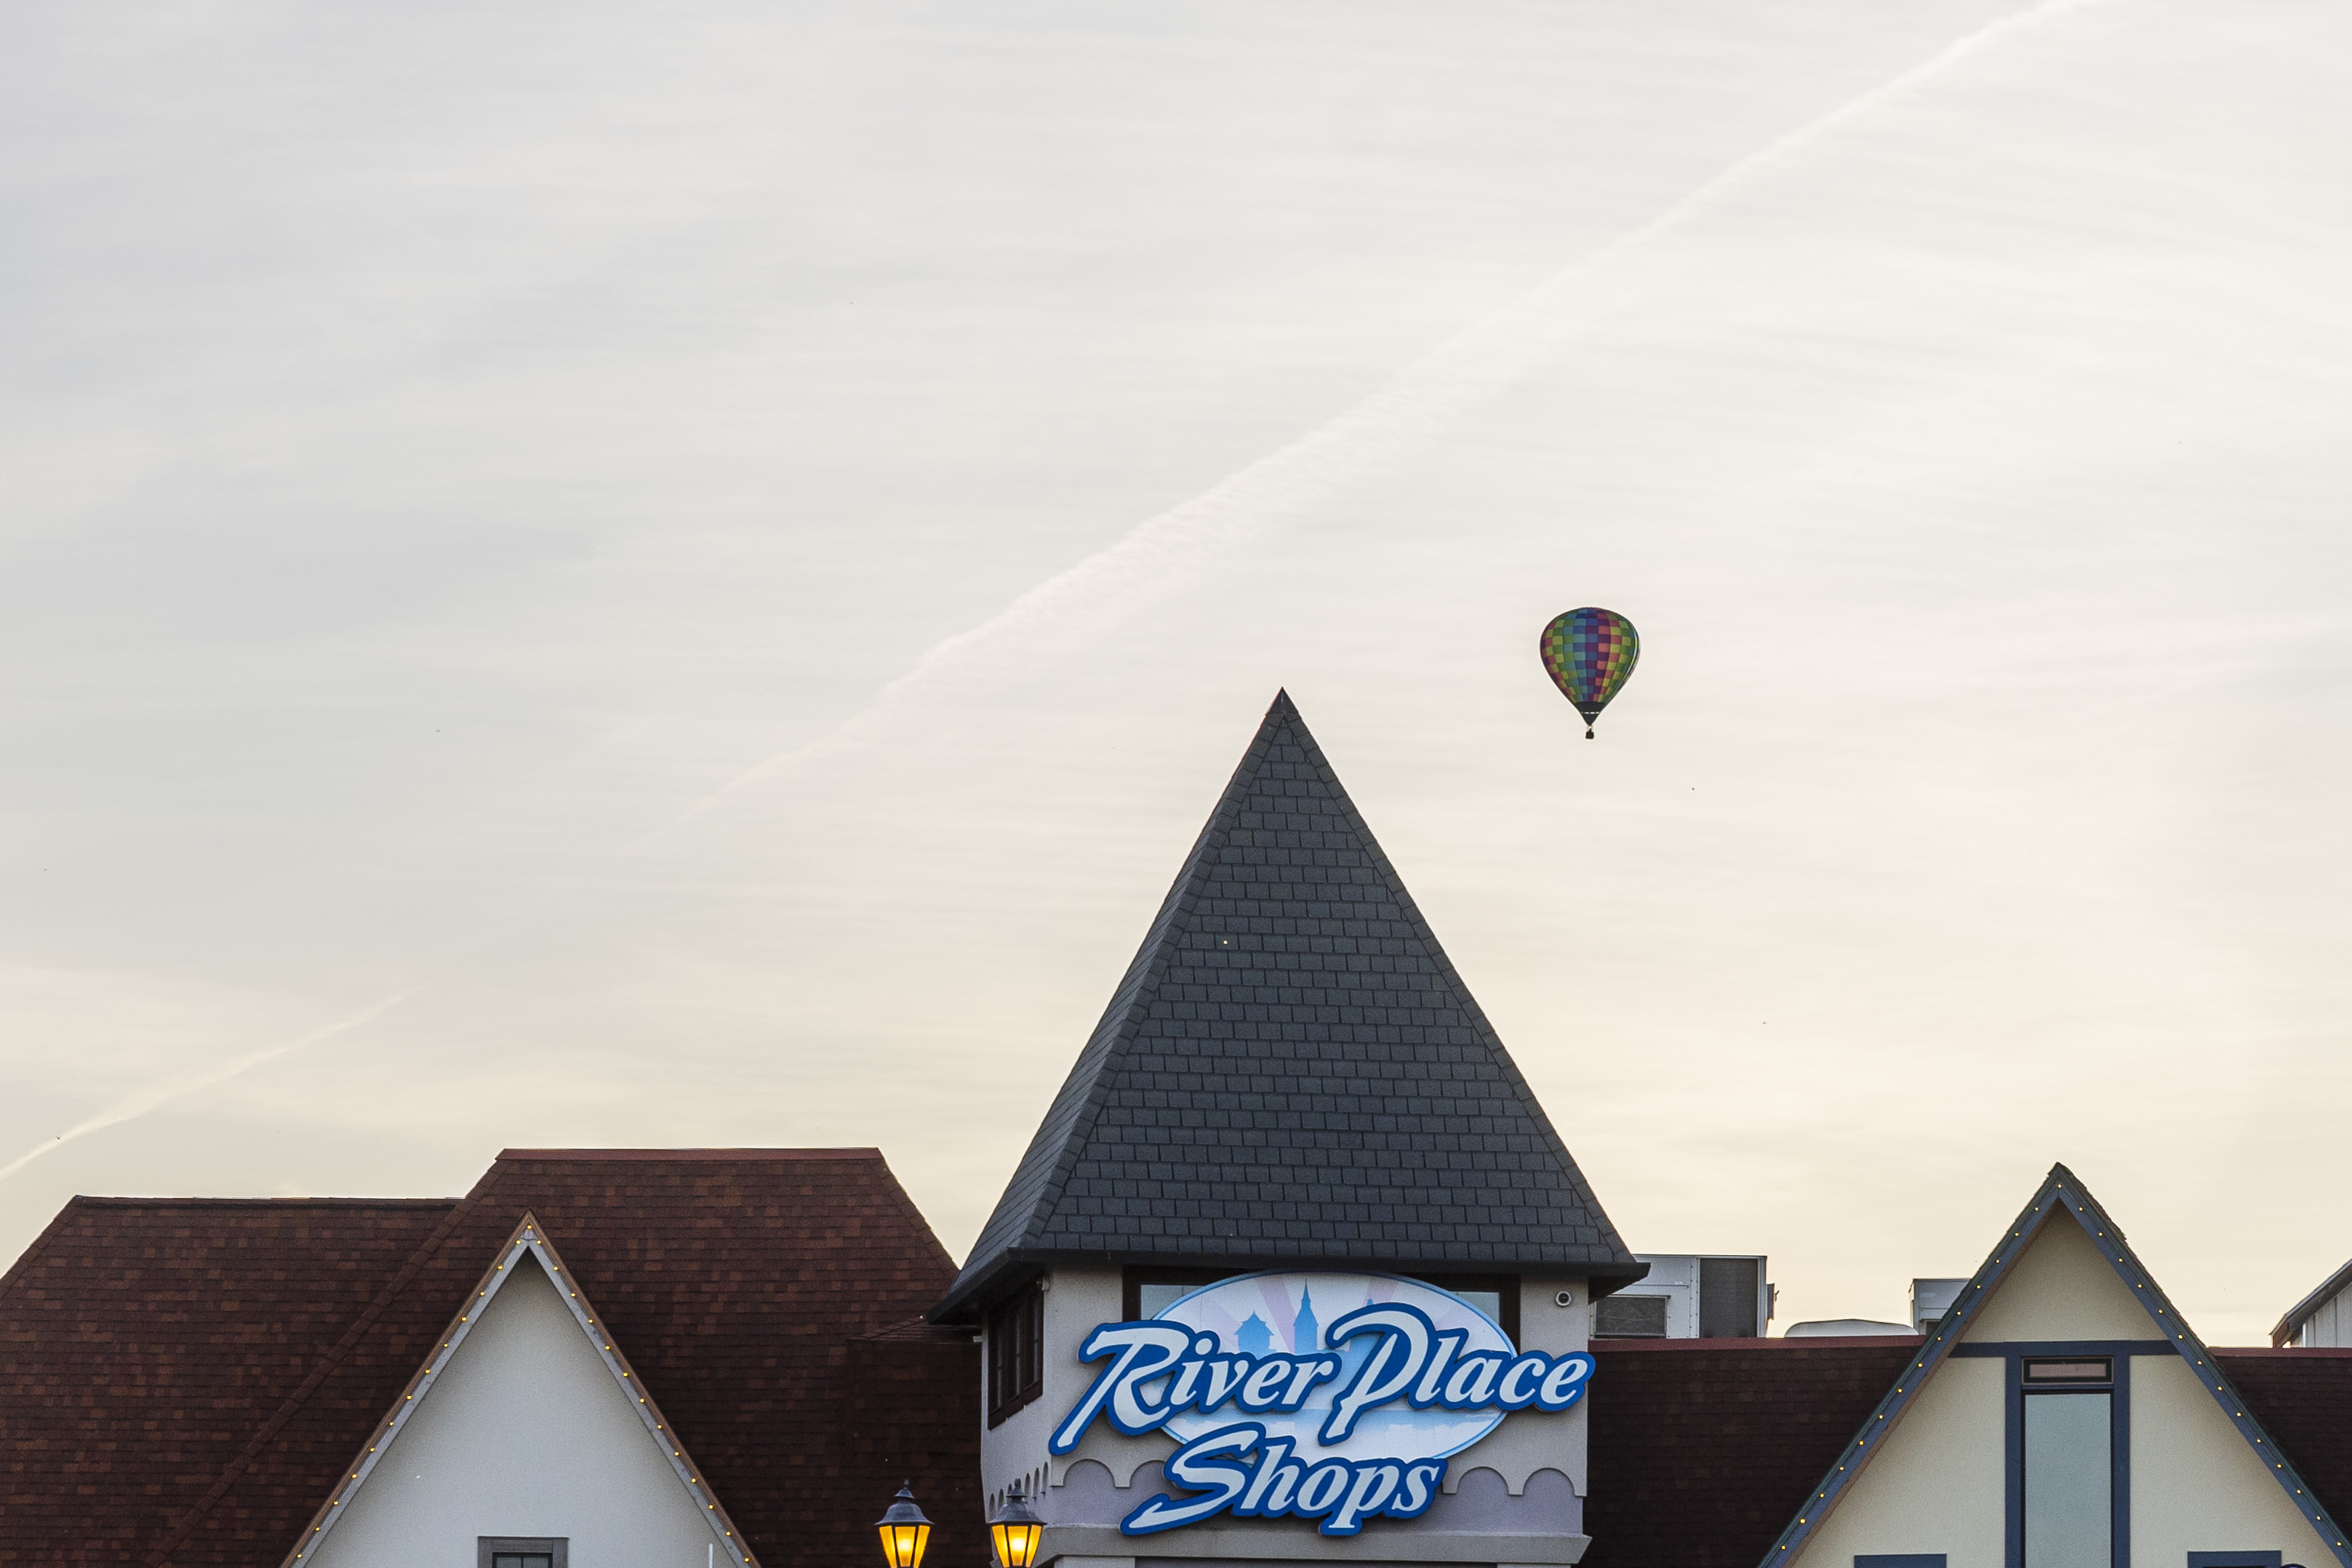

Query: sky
<box><xmin>4</xmin><ymin>0</ymin><xmax>2349</xmax><ymax>1344</ymax></box>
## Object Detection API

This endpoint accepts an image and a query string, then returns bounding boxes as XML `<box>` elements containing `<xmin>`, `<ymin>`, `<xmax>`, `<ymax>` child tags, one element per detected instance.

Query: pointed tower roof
<box><xmin>934</xmin><ymin>691</ymin><xmax>1640</xmax><ymax>1321</ymax></box>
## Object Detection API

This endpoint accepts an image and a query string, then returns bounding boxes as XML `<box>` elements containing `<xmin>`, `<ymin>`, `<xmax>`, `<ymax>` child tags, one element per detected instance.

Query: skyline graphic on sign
<box><xmin>1155</xmin><ymin>1271</ymin><xmax>1515</xmax><ymax>1463</ymax></box>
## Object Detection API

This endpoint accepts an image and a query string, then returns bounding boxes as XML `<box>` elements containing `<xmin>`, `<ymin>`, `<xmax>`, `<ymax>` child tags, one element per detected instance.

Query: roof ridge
<box><xmin>938</xmin><ymin>693</ymin><xmax>1289</xmax><ymax>1306</ymax></box>
<box><xmin>278</xmin><ymin>1213</ymin><xmax>760</xmax><ymax>1568</ymax></box>
<box><xmin>1015</xmin><ymin>695</ymin><xmax>1283</xmax><ymax>1250</ymax></box>
<box><xmin>493</xmin><ymin>1147</ymin><xmax>884</xmax><ymax>1162</ymax></box>
<box><xmin>70</xmin><ymin>1196</ymin><xmax>461</xmax><ymax>1209</ymax></box>
<box><xmin>2274</xmin><ymin>1253</ymin><xmax>2352</xmax><ymax>1348</ymax></box>
<box><xmin>142</xmin><ymin>1191</ymin><xmax>482</xmax><ymax>1566</ymax></box>
<box><xmin>935</xmin><ymin>690</ymin><xmax>1637</xmax><ymax>1321</ymax></box>
<box><xmin>1755</xmin><ymin>1166</ymin><xmax>2352</xmax><ymax>1568</ymax></box>
<box><xmin>0</xmin><ymin>1194</ymin><xmax>90</xmax><ymax>1315</ymax></box>
<box><xmin>1276</xmin><ymin>694</ymin><xmax>1630</xmax><ymax>1254</ymax></box>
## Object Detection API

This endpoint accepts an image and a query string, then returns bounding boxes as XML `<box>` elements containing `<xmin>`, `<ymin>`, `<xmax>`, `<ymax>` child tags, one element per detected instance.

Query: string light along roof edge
<box><xmin>1756</xmin><ymin>1164</ymin><xmax>2352</xmax><ymax>1568</ymax></box>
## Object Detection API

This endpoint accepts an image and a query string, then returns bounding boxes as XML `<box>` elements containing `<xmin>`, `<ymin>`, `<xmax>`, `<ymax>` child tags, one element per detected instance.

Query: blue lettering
<box><xmin>1127</xmin><ymin>1429</ymin><xmax>1455</xmax><ymax>1537</ymax></box>
<box><xmin>1321</xmin><ymin>1303</ymin><xmax>1436</xmax><ymax>1442</ymax></box>
<box><xmin>1051</xmin><ymin>1322</ymin><xmax>1192</xmax><ymax>1453</ymax></box>
<box><xmin>1120</xmin><ymin>1425</ymin><xmax>1259</xmax><ymax>1534</ymax></box>
<box><xmin>1058</xmin><ymin>1316</ymin><xmax>1589</xmax><ymax>1476</ymax></box>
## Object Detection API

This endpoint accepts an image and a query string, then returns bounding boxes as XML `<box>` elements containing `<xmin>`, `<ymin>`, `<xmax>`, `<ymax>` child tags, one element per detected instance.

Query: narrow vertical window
<box><xmin>987</xmin><ymin>1278</ymin><xmax>1044</xmax><ymax>1427</ymax></box>
<box><xmin>2022</xmin><ymin>1358</ymin><xmax>2113</xmax><ymax>1568</ymax></box>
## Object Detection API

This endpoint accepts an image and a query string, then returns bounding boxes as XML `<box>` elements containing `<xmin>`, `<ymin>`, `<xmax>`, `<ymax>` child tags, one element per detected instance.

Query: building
<box><xmin>2273</xmin><ymin>1259</ymin><xmax>2352</xmax><ymax>1349</ymax></box>
<box><xmin>931</xmin><ymin>693</ymin><xmax>1648</xmax><ymax>1566</ymax></box>
<box><xmin>0</xmin><ymin>1149</ymin><xmax>977</xmax><ymax>1566</ymax></box>
<box><xmin>1585</xmin><ymin>1167</ymin><xmax>2352</xmax><ymax>1568</ymax></box>
<box><xmin>12</xmin><ymin>690</ymin><xmax>2352</xmax><ymax>1568</ymax></box>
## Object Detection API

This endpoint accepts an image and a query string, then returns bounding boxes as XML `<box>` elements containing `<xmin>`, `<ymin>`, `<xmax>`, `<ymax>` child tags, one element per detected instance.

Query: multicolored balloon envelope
<box><xmin>1539</xmin><ymin>607</ymin><xmax>1640</xmax><ymax>738</ymax></box>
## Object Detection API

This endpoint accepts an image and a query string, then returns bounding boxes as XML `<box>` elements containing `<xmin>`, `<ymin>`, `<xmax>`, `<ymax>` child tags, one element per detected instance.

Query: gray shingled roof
<box><xmin>933</xmin><ymin>691</ymin><xmax>1641</xmax><ymax>1321</ymax></box>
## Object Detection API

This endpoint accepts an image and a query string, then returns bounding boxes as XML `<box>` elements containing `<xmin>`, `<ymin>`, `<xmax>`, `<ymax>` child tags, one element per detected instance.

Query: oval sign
<box><xmin>1155</xmin><ymin>1270</ymin><xmax>1512</xmax><ymax>1462</ymax></box>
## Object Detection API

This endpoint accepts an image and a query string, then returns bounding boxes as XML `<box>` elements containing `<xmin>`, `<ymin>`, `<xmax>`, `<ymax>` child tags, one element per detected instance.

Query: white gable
<box><xmin>307</xmin><ymin>1257</ymin><xmax>730</xmax><ymax>1568</ymax></box>
<box><xmin>1785</xmin><ymin>1179</ymin><xmax>2344</xmax><ymax>1568</ymax></box>
<box><xmin>2134</xmin><ymin>1354</ymin><xmax>2338</xmax><ymax>1566</ymax></box>
<box><xmin>1958</xmin><ymin>1216</ymin><xmax>2162</xmax><ymax>1345</ymax></box>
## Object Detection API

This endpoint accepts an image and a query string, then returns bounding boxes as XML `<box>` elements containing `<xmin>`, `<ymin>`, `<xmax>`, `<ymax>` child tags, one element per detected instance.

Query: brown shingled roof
<box><xmin>0</xmin><ymin>1151</ymin><xmax>977</xmax><ymax>1568</ymax></box>
<box><xmin>1577</xmin><ymin>1339</ymin><xmax>2352</xmax><ymax>1568</ymax></box>
<box><xmin>1579</xmin><ymin>1337</ymin><xmax>1923</xmax><ymax>1568</ymax></box>
<box><xmin>0</xmin><ymin>1197</ymin><xmax>458</xmax><ymax>1565</ymax></box>
<box><xmin>2218</xmin><ymin>1348</ymin><xmax>2352</xmax><ymax>1547</ymax></box>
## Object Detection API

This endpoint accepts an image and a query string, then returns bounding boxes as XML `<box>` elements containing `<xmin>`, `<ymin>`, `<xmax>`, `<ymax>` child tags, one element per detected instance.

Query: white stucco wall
<box><xmin>1790</xmin><ymin>1211</ymin><xmax>2346</xmax><ymax>1568</ymax></box>
<box><xmin>2132</xmin><ymin>1354</ymin><xmax>2338</xmax><ymax>1566</ymax></box>
<box><xmin>309</xmin><ymin>1260</ymin><xmax>728</xmax><ymax>1568</ymax></box>
<box><xmin>1958</xmin><ymin>1217</ymin><xmax>2164</xmax><ymax>1345</ymax></box>
<box><xmin>1786</xmin><ymin>1354</ymin><xmax>2006</xmax><ymax>1568</ymax></box>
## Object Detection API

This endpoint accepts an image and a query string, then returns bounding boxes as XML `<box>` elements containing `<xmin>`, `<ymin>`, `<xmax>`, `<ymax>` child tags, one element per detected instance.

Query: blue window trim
<box><xmin>2186</xmin><ymin>1554</ymin><xmax>2283</xmax><ymax>1567</ymax></box>
<box><xmin>1754</xmin><ymin>1169</ymin><xmax>2352</xmax><ymax>1568</ymax></box>
<box><xmin>1952</xmin><ymin>1340</ymin><xmax>2179</xmax><ymax>1358</ymax></box>
<box><xmin>1856</xmin><ymin>1557</ymin><xmax>1947</xmax><ymax>1567</ymax></box>
<box><xmin>2000</xmin><ymin>1343</ymin><xmax>2130</xmax><ymax>1568</ymax></box>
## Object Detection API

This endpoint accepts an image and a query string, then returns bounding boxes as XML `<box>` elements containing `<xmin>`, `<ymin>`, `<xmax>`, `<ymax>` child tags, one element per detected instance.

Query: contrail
<box><xmin>648</xmin><ymin>0</ymin><xmax>2114</xmax><ymax>841</ymax></box>
<box><xmin>0</xmin><ymin>2</ymin><xmax>2106</xmax><ymax>1169</ymax></box>
<box><xmin>0</xmin><ymin>993</ymin><xmax>408</xmax><ymax>1186</ymax></box>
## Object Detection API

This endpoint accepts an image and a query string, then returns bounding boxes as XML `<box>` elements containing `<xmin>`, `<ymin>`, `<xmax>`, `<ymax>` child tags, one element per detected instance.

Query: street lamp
<box><xmin>988</xmin><ymin>1482</ymin><xmax>1045</xmax><ymax>1568</ymax></box>
<box><xmin>876</xmin><ymin>1481</ymin><xmax>932</xmax><ymax>1568</ymax></box>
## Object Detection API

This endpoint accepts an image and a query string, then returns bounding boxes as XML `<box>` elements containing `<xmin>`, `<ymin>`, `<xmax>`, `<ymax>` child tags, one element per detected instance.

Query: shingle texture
<box><xmin>1581</xmin><ymin>1337</ymin><xmax>1922</xmax><ymax>1568</ymax></box>
<box><xmin>0</xmin><ymin>1150</ymin><xmax>977</xmax><ymax>1568</ymax></box>
<box><xmin>2218</xmin><ymin>1348</ymin><xmax>2352</xmax><ymax>1542</ymax></box>
<box><xmin>938</xmin><ymin>690</ymin><xmax>1636</xmax><ymax>1319</ymax></box>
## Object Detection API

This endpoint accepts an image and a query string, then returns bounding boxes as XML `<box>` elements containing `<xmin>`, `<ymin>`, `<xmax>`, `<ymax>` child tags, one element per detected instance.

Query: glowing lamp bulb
<box><xmin>875</xmin><ymin>1482</ymin><xmax>932</xmax><ymax>1568</ymax></box>
<box><xmin>988</xmin><ymin>1482</ymin><xmax>1046</xmax><ymax>1568</ymax></box>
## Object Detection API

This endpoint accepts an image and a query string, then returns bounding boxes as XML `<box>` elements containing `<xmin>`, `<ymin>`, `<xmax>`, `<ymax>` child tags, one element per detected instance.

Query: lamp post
<box><xmin>987</xmin><ymin>1481</ymin><xmax>1045</xmax><ymax>1568</ymax></box>
<box><xmin>876</xmin><ymin>1481</ymin><xmax>933</xmax><ymax>1568</ymax></box>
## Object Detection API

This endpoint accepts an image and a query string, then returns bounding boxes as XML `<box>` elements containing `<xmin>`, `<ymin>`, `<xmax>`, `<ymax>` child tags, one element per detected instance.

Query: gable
<box><xmin>285</xmin><ymin>1217</ymin><xmax>750</xmax><ymax>1568</ymax></box>
<box><xmin>146</xmin><ymin>1149</ymin><xmax>967</xmax><ymax>1568</ymax></box>
<box><xmin>1958</xmin><ymin>1211</ymin><xmax>2164</xmax><ymax>1345</ymax></box>
<box><xmin>1770</xmin><ymin>1168</ymin><xmax>2352</xmax><ymax>1568</ymax></box>
<box><xmin>305</xmin><ymin>1257</ymin><xmax>728</xmax><ymax>1568</ymax></box>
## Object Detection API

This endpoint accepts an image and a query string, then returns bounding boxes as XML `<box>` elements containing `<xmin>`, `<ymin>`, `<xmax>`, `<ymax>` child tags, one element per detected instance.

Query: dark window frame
<box><xmin>478</xmin><ymin>1539</ymin><xmax>568</xmax><ymax>1568</ymax></box>
<box><xmin>1122</xmin><ymin>1266</ymin><xmax>1238</xmax><ymax>1321</ymax></box>
<box><xmin>1118</xmin><ymin>1267</ymin><xmax>1519</xmax><ymax>1341</ymax></box>
<box><xmin>2003</xmin><ymin>1345</ymin><xmax>2134</xmax><ymax>1568</ymax></box>
<box><xmin>986</xmin><ymin>1277</ymin><xmax>1045</xmax><ymax>1429</ymax></box>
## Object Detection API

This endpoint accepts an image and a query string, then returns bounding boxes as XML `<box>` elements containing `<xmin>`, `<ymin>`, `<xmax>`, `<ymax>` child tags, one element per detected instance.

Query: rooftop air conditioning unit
<box><xmin>1593</xmin><ymin>1254</ymin><xmax>1772</xmax><ymax>1339</ymax></box>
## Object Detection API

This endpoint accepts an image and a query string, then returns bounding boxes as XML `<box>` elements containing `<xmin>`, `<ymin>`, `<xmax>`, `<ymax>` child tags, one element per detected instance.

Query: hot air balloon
<box><xmin>1539</xmin><ymin>607</ymin><xmax>1640</xmax><ymax>738</ymax></box>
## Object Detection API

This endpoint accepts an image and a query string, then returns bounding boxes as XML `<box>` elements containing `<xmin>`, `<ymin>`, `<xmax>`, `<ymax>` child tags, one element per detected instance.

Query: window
<box><xmin>2022</xmin><ymin>1357</ymin><xmax>2113</xmax><ymax>1568</ymax></box>
<box><xmin>1593</xmin><ymin>1294</ymin><xmax>1668</xmax><ymax>1338</ymax></box>
<box><xmin>986</xmin><ymin>1278</ymin><xmax>1044</xmax><ymax>1428</ymax></box>
<box><xmin>1120</xmin><ymin>1269</ymin><xmax>1519</xmax><ymax>1340</ymax></box>
<box><xmin>1124</xmin><ymin>1267</ymin><xmax>1236</xmax><ymax>1321</ymax></box>
<box><xmin>478</xmin><ymin>1540</ymin><xmax>566</xmax><ymax>1568</ymax></box>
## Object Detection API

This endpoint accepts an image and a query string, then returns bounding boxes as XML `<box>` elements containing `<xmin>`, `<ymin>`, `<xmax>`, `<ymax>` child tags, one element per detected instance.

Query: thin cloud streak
<box><xmin>647</xmin><ymin>0</ymin><xmax>2116</xmax><ymax>843</ymax></box>
<box><xmin>0</xmin><ymin>993</ymin><xmax>409</xmax><ymax>1187</ymax></box>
